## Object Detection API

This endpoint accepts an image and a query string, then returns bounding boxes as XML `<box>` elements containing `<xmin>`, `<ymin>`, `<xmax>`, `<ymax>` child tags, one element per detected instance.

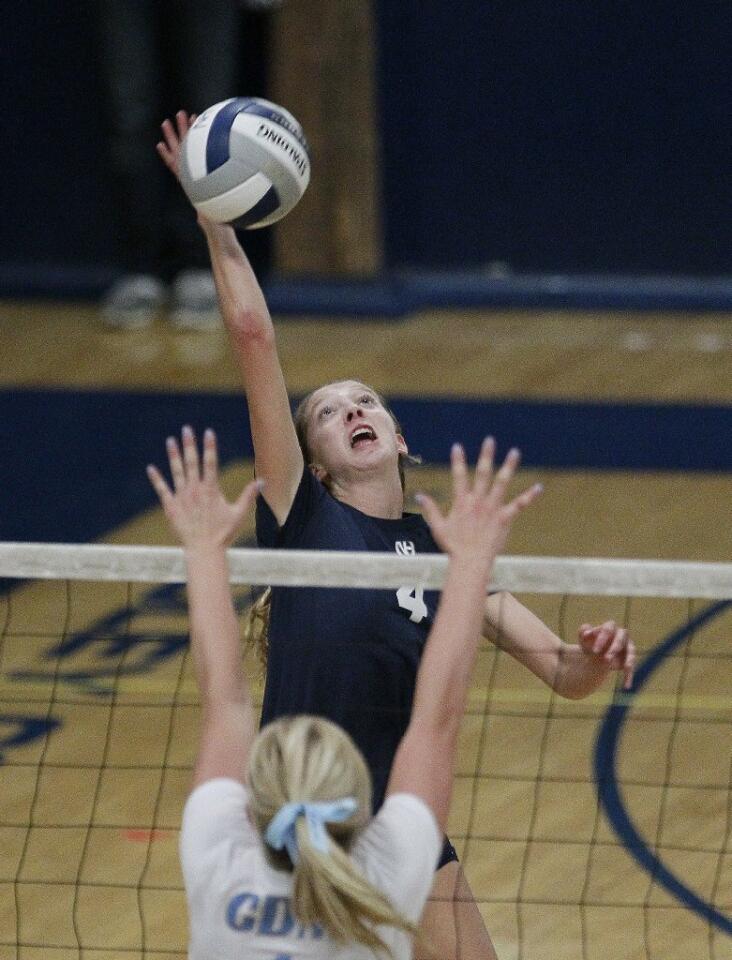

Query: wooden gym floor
<box><xmin>0</xmin><ymin>300</ymin><xmax>730</xmax><ymax>959</ymax></box>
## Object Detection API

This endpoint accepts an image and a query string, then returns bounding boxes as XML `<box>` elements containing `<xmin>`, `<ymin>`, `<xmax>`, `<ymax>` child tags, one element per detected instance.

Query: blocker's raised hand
<box><xmin>147</xmin><ymin>426</ymin><xmax>259</xmax><ymax>551</ymax></box>
<box><xmin>416</xmin><ymin>438</ymin><xmax>543</xmax><ymax>568</ymax></box>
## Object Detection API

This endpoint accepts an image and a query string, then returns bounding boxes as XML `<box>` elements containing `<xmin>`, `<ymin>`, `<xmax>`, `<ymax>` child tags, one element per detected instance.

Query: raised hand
<box><xmin>147</xmin><ymin>426</ymin><xmax>259</xmax><ymax>552</ymax></box>
<box><xmin>578</xmin><ymin>621</ymin><xmax>637</xmax><ymax>690</ymax></box>
<box><xmin>156</xmin><ymin>110</ymin><xmax>197</xmax><ymax>183</ymax></box>
<box><xmin>416</xmin><ymin>438</ymin><xmax>543</xmax><ymax>568</ymax></box>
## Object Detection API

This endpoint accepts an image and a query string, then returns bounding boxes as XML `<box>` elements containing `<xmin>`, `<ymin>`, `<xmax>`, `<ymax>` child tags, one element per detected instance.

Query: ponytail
<box><xmin>248</xmin><ymin>717</ymin><xmax>420</xmax><ymax>957</ymax></box>
<box><xmin>292</xmin><ymin>818</ymin><xmax>419</xmax><ymax>954</ymax></box>
<box><xmin>242</xmin><ymin>587</ymin><xmax>271</xmax><ymax>670</ymax></box>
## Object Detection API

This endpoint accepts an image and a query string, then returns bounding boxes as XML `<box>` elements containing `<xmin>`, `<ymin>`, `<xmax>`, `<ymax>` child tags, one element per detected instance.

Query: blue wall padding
<box><xmin>3</xmin><ymin>3</ymin><xmax>730</xmax><ymax>279</ymax></box>
<box><xmin>375</xmin><ymin>2</ymin><xmax>730</xmax><ymax>274</ymax></box>
<box><xmin>2</xmin><ymin>389</ymin><xmax>730</xmax><ymax>543</ymax></box>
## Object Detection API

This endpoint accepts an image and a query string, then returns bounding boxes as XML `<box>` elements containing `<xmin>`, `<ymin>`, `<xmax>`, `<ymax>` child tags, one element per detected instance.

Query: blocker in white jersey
<box><xmin>180</xmin><ymin>779</ymin><xmax>441</xmax><ymax>960</ymax></box>
<box><xmin>178</xmin><ymin>97</ymin><xmax>311</xmax><ymax>229</ymax></box>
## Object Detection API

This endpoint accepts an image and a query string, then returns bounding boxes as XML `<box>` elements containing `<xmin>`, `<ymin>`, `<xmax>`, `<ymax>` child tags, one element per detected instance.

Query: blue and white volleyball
<box><xmin>179</xmin><ymin>98</ymin><xmax>311</xmax><ymax>229</ymax></box>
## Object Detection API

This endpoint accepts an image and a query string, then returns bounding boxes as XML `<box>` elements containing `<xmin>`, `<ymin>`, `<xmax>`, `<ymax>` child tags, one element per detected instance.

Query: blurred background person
<box><xmin>98</xmin><ymin>0</ymin><xmax>277</xmax><ymax>330</ymax></box>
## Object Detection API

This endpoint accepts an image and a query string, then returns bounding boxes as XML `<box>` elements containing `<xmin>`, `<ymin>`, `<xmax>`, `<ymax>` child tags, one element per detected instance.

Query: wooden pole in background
<box><xmin>270</xmin><ymin>0</ymin><xmax>382</xmax><ymax>275</ymax></box>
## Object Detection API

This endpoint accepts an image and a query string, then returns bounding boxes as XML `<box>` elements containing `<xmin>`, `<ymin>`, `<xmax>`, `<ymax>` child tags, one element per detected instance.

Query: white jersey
<box><xmin>180</xmin><ymin>778</ymin><xmax>442</xmax><ymax>960</ymax></box>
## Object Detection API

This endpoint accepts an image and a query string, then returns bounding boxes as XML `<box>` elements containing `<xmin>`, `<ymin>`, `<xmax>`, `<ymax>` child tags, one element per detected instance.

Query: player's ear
<box><xmin>396</xmin><ymin>434</ymin><xmax>408</xmax><ymax>456</ymax></box>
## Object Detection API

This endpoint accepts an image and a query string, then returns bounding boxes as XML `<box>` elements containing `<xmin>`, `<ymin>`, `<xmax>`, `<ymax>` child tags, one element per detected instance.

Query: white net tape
<box><xmin>0</xmin><ymin>542</ymin><xmax>730</xmax><ymax>598</ymax></box>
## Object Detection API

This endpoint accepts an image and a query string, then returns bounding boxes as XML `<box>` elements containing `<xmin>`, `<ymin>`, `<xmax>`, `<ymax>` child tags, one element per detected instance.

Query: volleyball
<box><xmin>179</xmin><ymin>97</ymin><xmax>311</xmax><ymax>229</ymax></box>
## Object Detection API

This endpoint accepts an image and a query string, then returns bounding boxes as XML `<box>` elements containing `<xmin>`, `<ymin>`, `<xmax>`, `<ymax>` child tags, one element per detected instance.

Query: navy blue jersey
<box><xmin>255</xmin><ymin>467</ymin><xmax>441</xmax><ymax>812</ymax></box>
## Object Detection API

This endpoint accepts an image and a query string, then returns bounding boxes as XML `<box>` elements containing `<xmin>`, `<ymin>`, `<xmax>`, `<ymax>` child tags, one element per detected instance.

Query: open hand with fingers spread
<box><xmin>416</xmin><ymin>438</ymin><xmax>543</xmax><ymax>570</ymax></box>
<box><xmin>146</xmin><ymin>426</ymin><xmax>260</xmax><ymax>553</ymax></box>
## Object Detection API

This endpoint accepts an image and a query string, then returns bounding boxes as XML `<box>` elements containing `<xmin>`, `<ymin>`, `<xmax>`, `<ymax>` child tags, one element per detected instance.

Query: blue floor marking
<box><xmin>594</xmin><ymin>600</ymin><xmax>732</xmax><ymax>935</ymax></box>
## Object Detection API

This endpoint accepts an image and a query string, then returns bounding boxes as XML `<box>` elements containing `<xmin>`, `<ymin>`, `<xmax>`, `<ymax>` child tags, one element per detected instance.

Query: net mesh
<box><xmin>0</xmin><ymin>549</ymin><xmax>730</xmax><ymax>960</ymax></box>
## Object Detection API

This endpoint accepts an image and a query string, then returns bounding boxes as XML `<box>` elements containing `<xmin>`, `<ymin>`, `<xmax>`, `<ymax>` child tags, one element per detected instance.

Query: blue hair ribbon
<box><xmin>265</xmin><ymin>797</ymin><xmax>358</xmax><ymax>865</ymax></box>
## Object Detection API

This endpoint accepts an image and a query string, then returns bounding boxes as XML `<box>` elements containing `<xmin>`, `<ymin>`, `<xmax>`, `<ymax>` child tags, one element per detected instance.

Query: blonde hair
<box><xmin>247</xmin><ymin>716</ymin><xmax>419</xmax><ymax>955</ymax></box>
<box><xmin>242</xmin><ymin>585</ymin><xmax>272</xmax><ymax>671</ymax></box>
<box><xmin>243</xmin><ymin>380</ymin><xmax>421</xmax><ymax>666</ymax></box>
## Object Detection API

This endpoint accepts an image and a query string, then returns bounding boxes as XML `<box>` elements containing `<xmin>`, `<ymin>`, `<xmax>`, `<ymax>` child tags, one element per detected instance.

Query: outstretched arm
<box><xmin>483</xmin><ymin>593</ymin><xmax>637</xmax><ymax>697</ymax></box>
<box><xmin>147</xmin><ymin>426</ymin><xmax>260</xmax><ymax>789</ymax></box>
<box><xmin>386</xmin><ymin>440</ymin><xmax>542</xmax><ymax>832</ymax></box>
<box><xmin>157</xmin><ymin>113</ymin><xmax>303</xmax><ymax>524</ymax></box>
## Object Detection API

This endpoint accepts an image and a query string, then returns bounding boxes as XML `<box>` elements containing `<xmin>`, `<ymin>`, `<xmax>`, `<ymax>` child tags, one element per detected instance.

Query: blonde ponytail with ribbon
<box><xmin>248</xmin><ymin>716</ymin><xmax>419</xmax><ymax>955</ymax></box>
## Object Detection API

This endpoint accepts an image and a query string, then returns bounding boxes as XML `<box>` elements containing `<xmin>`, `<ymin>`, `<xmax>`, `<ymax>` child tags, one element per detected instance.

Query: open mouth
<box><xmin>350</xmin><ymin>426</ymin><xmax>377</xmax><ymax>448</ymax></box>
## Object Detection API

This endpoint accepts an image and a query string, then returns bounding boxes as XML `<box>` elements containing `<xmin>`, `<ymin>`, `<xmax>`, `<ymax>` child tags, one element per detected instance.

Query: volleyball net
<box><xmin>0</xmin><ymin>544</ymin><xmax>730</xmax><ymax>960</ymax></box>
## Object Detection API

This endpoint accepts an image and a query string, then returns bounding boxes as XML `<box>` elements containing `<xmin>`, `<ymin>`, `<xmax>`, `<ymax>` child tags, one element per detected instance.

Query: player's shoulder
<box><xmin>354</xmin><ymin>793</ymin><xmax>440</xmax><ymax>866</ymax></box>
<box><xmin>350</xmin><ymin>793</ymin><xmax>441</xmax><ymax>919</ymax></box>
<box><xmin>380</xmin><ymin>791</ymin><xmax>440</xmax><ymax>831</ymax></box>
<box><xmin>256</xmin><ymin>466</ymin><xmax>337</xmax><ymax>546</ymax></box>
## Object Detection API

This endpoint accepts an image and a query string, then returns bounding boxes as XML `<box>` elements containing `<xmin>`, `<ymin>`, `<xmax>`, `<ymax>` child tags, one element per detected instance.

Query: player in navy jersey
<box><xmin>159</xmin><ymin>112</ymin><xmax>637</xmax><ymax>960</ymax></box>
<box><xmin>255</xmin><ymin>462</ymin><xmax>442</xmax><ymax>820</ymax></box>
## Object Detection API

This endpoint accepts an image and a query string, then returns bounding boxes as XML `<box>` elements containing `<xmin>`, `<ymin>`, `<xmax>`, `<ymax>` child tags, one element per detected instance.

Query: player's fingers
<box><xmin>146</xmin><ymin>464</ymin><xmax>173</xmax><ymax>507</ymax></box>
<box><xmin>473</xmin><ymin>436</ymin><xmax>495</xmax><ymax>498</ymax></box>
<box><xmin>160</xmin><ymin>117</ymin><xmax>179</xmax><ymax>153</ymax></box>
<box><xmin>175</xmin><ymin>110</ymin><xmax>189</xmax><ymax>140</ymax></box>
<box><xmin>166</xmin><ymin>436</ymin><xmax>185</xmax><ymax>491</ymax></box>
<box><xmin>490</xmin><ymin>447</ymin><xmax>521</xmax><ymax>502</ymax></box>
<box><xmin>578</xmin><ymin>624</ymin><xmax>601</xmax><ymax>652</ymax></box>
<box><xmin>592</xmin><ymin>620</ymin><xmax>617</xmax><ymax>654</ymax></box>
<box><xmin>234</xmin><ymin>479</ymin><xmax>262</xmax><ymax>519</ymax></box>
<box><xmin>181</xmin><ymin>425</ymin><xmax>200</xmax><ymax>479</ymax></box>
<box><xmin>503</xmin><ymin>481</ymin><xmax>543</xmax><ymax>519</ymax></box>
<box><xmin>155</xmin><ymin>141</ymin><xmax>173</xmax><ymax>171</ymax></box>
<box><xmin>450</xmin><ymin>444</ymin><xmax>469</xmax><ymax>499</ymax></box>
<box><xmin>605</xmin><ymin>627</ymin><xmax>628</xmax><ymax>661</ymax></box>
<box><xmin>202</xmin><ymin>428</ymin><xmax>218</xmax><ymax>484</ymax></box>
<box><xmin>415</xmin><ymin>492</ymin><xmax>444</xmax><ymax>534</ymax></box>
<box><xmin>623</xmin><ymin>641</ymin><xmax>637</xmax><ymax>689</ymax></box>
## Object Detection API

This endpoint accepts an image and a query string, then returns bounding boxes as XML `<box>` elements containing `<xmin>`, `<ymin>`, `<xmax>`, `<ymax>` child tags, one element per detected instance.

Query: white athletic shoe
<box><xmin>101</xmin><ymin>274</ymin><xmax>166</xmax><ymax>329</ymax></box>
<box><xmin>170</xmin><ymin>269</ymin><xmax>221</xmax><ymax>331</ymax></box>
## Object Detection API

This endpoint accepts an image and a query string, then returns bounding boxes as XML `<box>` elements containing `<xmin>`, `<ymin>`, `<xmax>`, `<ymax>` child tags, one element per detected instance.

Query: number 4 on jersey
<box><xmin>397</xmin><ymin>586</ymin><xmax>428</xmax><ymax>623</ymax></box>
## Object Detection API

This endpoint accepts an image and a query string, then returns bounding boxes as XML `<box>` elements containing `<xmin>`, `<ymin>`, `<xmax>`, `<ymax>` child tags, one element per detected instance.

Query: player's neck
<box><xmin>332</xmin><ymin>474</ymin><xmax>405</xmax><ymax>519</ymax></box>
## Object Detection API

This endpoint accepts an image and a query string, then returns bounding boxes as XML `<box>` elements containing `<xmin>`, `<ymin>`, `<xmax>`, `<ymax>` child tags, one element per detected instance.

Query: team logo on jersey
<box><xmin>394</xmin><ymin>541</ymin><xmax>428</xmax><ymax>623</ymax></box>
